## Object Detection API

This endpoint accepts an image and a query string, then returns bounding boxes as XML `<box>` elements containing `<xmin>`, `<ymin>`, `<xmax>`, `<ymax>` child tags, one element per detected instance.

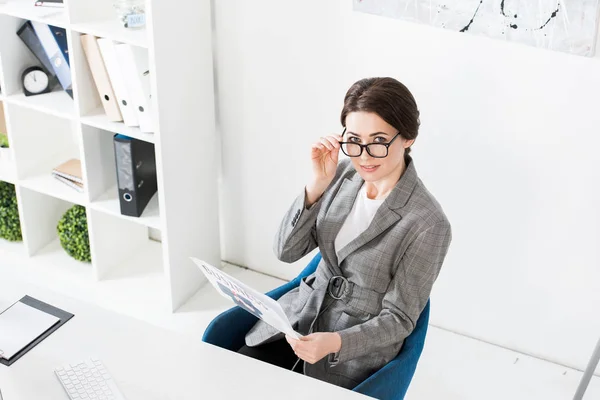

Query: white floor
<box><xmin>1</xmin><ymin>247</ymin><xmax>598</xmax><ymax>399</ymax></box>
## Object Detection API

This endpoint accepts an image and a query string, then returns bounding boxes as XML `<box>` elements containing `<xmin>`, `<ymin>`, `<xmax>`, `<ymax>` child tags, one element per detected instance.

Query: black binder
<box><xmin>0</xmin><ymin>296</ymin><xmax>74</xmax><ymax>367</ymax></box>
<box><xmin>113</xmin><ymin>134</ymin><xmax>158</xmax><ymax>217</ymax></box>
<box><xmin>16</xmin><ymin>21</ymin><xmax>58</xmax><ymax>88</ymax></box>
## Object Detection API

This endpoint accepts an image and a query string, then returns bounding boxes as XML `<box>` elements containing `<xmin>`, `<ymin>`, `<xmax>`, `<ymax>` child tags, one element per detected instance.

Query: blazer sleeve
<box><xmin>273</xmin><ymin>189</ymin><xmax>323</xmax><ymax>263</ymax></box>
<box><xmin>274</xmin><ymin>159</ymin><xmax>352</xmax><ymax>264</ymax></box>
<box><xmin>334</xmin><ymin>220</ymin><xmax>452</xmax><ymax>364</ymax></box>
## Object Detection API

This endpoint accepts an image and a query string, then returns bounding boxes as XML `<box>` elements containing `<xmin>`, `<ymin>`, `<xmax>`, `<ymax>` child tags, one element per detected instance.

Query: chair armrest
<box><xmin>202</xmin><ymin>306</ymin><xmax>258</xmax><ymax>351</ymax></box>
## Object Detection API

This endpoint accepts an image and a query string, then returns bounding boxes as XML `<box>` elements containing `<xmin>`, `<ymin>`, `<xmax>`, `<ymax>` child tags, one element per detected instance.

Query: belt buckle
<box><xmin>328</xmin><ymin>276</ymin><xmax>349</xmax><ymax>300</ymax></box>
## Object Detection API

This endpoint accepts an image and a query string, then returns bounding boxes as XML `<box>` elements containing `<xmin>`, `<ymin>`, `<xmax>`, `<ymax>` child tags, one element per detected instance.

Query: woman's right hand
<box><xmin>306</xmin><ymin>135</ymin><xmax>342</xmax><ymax>207</ymax></box>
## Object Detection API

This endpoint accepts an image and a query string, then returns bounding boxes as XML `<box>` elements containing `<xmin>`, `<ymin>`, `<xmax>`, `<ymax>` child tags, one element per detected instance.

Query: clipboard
<box><xmin>0</xmin><ymin>296</ymin><xmax>74</xmax><ymax>367</ymax></box>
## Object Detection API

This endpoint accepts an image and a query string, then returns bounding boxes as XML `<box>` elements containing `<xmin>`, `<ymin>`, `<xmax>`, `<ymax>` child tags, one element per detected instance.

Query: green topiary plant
<box><xmin>57</xmin><ymin>205</ymin><xmax>91</xmax><ymax>263</ymax></box>
<box><xmin>0</xmin><ymin>181</ymin><xmax>22</xmax><ymax>242</ymax></box>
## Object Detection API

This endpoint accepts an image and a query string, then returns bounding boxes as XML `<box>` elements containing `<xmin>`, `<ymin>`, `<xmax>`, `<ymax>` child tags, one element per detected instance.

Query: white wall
<box><xmin>213</xmin><ymin>0</ymin><xmax>600</xmax><ymax>373</ymax></box>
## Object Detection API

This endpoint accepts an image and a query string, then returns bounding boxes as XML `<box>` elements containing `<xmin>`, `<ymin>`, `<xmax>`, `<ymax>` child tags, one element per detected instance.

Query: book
<box><xmin>52</xmin><ymin>158</ymin><xmax>83</xmax><ymax>184</ymax></box>
<box><xmin>53</xmin><ymin>174</ymin><xmax>84</xmax><ymax>193</ymax></box>
<box><xmin>191</xmin><ymin>257</ymin><xmax>301</xmax><ymax>339</ymax></box>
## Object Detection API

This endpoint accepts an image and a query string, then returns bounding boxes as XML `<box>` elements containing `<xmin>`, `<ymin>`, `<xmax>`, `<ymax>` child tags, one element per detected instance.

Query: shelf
<box><xmin>95</xmin><ymin>239</ymin><xmax>169</xmax><ymax>316</ymax></box>
<box><xmin>19</xmin><ymin>172</ymin><xmax>87</xmax><ymax>206</ymax></box>
<box><xmin>90</xmin><ymin>188</ymin><xmax>161</xmax><ymax>230</ymax></box>
<box><xmin>5</xmin><ymin>90</ymin><xmax>75</xmax><ymax>120</ymax></box>
<box><xmin>0</xmin><ymin>0</ymin><xmax>68</xmax><ymax>28</ymax></box>
<box><xmin>0</xmin><ymin>155</ymin><xmax>17</xmax><ymax>184</ymax></box>
<box><xmin>81</xmin><ymin>107</ymin><xmax>155</xmax><ymax>143</ymax></box>
<box><xmin>0</xmin><ymin>0</ymin><xmax>222</xmax><ymax>322</ymax></box>
<box><xmin>71</xmin><ymin>19</ymin><xmax>148</xmax><ymax>49</ymax></box>
<box><xmin>30</xmin><ymin>238</ymin><xmax>94</xmax><ymax>282</ymax></box>
<box><xmin>0</xmin><ymin>237</ymin><xmax>25</xmax><ymax>257</ymax></box>
<box><xmin>87</xmin><ymin>206</ymin><xmax>169</xmax><ymax>314</ymax></box>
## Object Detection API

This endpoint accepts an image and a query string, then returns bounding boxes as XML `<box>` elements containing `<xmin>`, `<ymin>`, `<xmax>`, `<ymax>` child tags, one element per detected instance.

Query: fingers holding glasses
<box><xmin>319</xmin><ymin>136</ymin><xmax>341</xmax><ymax>151</ymax></box>
<box><xmin>307</xmin><ymin>133</ymin><xmax>344</xmax><ymax>207</ymax></box>
<box><xmin>311</xmin><ymin>135</ymin><xmax>342</xmax><ymax>156</ymax></box>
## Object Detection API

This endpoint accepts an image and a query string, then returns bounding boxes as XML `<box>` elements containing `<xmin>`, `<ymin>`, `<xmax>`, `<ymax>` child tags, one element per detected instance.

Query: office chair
<box><xmin>202</xmin><ymin>252</ymin><xmax>430</xmax><ymax>400</ymax></box>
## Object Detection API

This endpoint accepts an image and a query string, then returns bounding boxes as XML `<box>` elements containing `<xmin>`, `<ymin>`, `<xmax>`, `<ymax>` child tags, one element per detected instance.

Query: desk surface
<box><xmin>0</xmin><ymin>273</ymin><xmax>369</xmax><ymax>400</ymax></box>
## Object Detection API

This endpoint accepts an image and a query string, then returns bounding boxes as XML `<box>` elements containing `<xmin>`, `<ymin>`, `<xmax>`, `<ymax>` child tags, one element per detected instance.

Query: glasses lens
<box><xmin>342</xmin><ymin>143</ymin><xmax>362</xmax><ymax>157</ymax></box>
<box><xmin>367</xmin><ymin>144</ymin><xmax>388</xmax><ymax>158</ymax></box>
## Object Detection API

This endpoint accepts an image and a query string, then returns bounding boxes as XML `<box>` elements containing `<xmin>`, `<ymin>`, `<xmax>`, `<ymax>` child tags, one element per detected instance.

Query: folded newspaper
<box><xmin>191</xmin><ymin>257</ymin><xmax>302</xmax><ymax>339</ymax></box>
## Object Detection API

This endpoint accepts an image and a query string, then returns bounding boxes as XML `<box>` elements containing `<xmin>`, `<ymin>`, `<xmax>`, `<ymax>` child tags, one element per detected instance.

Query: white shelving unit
<box><xmin>0</xmin><ymin>0</ymin><xmax>220</xmax><ymax>313</ymax></box>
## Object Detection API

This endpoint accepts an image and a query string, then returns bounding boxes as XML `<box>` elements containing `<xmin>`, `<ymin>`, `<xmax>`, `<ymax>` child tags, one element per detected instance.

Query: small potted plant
<box><xmin>57</xmin><ymin>204</ymin><xmax>91</xmax><ymax>263</ymax></box>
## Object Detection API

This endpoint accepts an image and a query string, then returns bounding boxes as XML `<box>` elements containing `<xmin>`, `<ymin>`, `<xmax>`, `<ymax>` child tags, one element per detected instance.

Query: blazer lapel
<box><xmin>320</xmin><ymin>175</ymin><xmax>363</xmax><ymax>275</ymax></box>
<box><xmin>337</xmin><ymin>158</ymin><xmax>419</xmax><ymax>265</ymax></box>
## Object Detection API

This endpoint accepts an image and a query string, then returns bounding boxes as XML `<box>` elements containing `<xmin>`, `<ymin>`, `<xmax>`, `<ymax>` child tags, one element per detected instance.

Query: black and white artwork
<box><xmin>354</xmin><ymin>0</ymin><xmax>600</xmax><ymax>56</ymax></box>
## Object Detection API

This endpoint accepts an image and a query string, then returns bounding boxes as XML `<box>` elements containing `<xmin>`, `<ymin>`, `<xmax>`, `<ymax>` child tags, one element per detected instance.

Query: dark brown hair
<box><xmin>340</xmin><ymin>77</ymin><xmax>420</xmax><ymax>158</ymax></box>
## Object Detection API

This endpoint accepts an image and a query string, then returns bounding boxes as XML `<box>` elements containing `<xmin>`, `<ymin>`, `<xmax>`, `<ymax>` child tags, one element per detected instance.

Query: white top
<box><xmin>335</xmin><ymin>184</ymin><xmax>386</xmax><ymax>258</ymax></box>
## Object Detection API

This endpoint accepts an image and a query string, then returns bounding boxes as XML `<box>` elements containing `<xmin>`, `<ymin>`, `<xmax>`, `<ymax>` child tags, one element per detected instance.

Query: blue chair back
<box><xmin>202</xmin><ymin>252</ymin><xmax>429</xmax><ymax>400</ymax></box>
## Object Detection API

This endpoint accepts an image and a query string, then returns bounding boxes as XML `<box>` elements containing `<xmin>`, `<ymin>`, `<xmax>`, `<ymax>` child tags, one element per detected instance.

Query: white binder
<box><xmin>114</xmin><ymin>43</ymin><xmax>154</xmax><ymax>133</ymax></box>
<box><xmin>80</xmin><ymin>34</ymin><xmax>123</xmax><ymax>121</ymax></box>
<box><xmin>97</xmin><ymin>39</ymin><xmax>139</xmax><ymax>127</ymax></box>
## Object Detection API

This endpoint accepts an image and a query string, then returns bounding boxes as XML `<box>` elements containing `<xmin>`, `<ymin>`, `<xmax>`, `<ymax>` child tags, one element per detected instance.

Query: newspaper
<box><xmin>191</xmin><ymin>257</ymin><xmax>302</xmax><ymax>339</ymax></box>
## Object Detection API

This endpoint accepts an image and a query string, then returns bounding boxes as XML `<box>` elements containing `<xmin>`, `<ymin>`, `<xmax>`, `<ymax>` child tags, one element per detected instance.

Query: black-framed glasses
<box><xmin>339</xmin><ymin>128</ymin><xmax>401</xmax><ymax>158</ymax></box>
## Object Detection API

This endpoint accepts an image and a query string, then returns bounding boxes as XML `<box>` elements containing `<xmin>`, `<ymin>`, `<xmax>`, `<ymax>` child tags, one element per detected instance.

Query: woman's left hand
<box><xmin>285</xmin><ymin>332</ymin><xmax>342</xmax><ymax>364</ymax></box>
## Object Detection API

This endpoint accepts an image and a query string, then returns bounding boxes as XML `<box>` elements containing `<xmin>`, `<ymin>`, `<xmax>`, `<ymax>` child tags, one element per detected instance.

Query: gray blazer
<box><xmin>245</xmin><ymin>156</ymin><xmax>452</xmax><ymax>389</ymax></box>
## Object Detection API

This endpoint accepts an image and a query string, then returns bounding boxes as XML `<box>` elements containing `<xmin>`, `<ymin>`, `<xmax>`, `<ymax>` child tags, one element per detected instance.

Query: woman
<box><xmin>239</xmin><ymin>77</ymin><xmax>452</xmax><ymax>389</ymax></box>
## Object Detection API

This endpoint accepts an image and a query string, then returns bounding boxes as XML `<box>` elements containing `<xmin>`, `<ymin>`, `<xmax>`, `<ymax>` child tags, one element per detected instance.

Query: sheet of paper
<box><xmin>191</xmin><ymin>257</ymin><xmax>301</xmax><ymax>339</ymax></box>
<box><xmin>0</xmin><ymin>301</ymin><xmax>60</xmax><ymax>359</ymax></box>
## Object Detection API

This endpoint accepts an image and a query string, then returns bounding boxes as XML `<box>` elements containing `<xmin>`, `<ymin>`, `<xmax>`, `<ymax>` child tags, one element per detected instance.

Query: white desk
<box><xmin>0</xmin><ymin>273</ymin><xmax>370</xmax><ymax>400</ymax></box>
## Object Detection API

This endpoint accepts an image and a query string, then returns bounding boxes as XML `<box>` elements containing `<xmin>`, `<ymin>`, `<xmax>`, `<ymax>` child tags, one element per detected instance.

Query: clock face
<box><xmin>23</xmin><ymin>70</ymin><xmax>49</xmax><ymax>94</ymax></box>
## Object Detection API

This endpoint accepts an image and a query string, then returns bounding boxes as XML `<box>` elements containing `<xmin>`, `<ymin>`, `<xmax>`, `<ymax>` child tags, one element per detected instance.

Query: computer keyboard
<box><xmin>54</xmin><ymin>358</ymin><xmax>126</xmax><ymax>400</ymax></box>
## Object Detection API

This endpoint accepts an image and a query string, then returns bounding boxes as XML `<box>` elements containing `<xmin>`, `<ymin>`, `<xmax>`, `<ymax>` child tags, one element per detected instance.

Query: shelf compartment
<box><xmin>82</xmin><ymin>124</ymin><xmax>160</xmax><ymax>229</ymax></box>
<box><xmin>7</xmin><ymin>103</ymin><xmax>86</xmax><ymax>204</ymax></box>
<box><xmin>72</xmin><ymin>30</ymin><xmax>153</xmax><ymax>138</ymax></box>
<box><xmin>87</xmin><ymin>208</ymin><xmax>168</xmax><ymax>314</ymax></box>
<box><xmin>0</xmin><ymin>14</ymin><xmax>75</xmax><ymax>116</ymax></box>
<box><xmin>17</xmin><ymin>186</ymin><xmax>93</xmax><ymax>280</ymax></box>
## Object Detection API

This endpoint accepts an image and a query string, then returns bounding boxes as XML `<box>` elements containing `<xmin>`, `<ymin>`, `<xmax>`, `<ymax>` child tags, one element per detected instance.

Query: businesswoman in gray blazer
<box><xmin>238</xmin><ymin>77</ymin><xmax>452</xmax><ymax>389</ymax></box>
